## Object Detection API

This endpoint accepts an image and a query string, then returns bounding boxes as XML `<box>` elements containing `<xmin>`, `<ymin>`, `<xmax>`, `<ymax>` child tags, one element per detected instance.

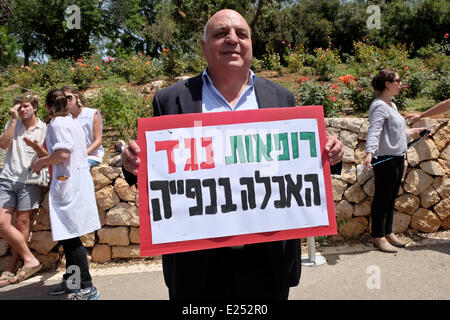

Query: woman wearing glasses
<box><xmin>363</xmin><ymin>69</ymin><xmax>427</xmax><ymax>253</ymax></box>
<box><xmin>61</xmin><ymin>86</ymin><xmax>104</xmax><ymax>168</ymax></box>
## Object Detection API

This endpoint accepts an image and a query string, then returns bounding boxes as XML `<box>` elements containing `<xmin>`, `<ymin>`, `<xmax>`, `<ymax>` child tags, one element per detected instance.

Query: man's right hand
<box><xmin>122</xmin><ymin>140</ymin><xmax>141</xmax><ymax>175</ymax></box>
<box><xmin>10</xmin><ymin>104</ymin><xmax>20</xmax><ymax>120</ymax></box>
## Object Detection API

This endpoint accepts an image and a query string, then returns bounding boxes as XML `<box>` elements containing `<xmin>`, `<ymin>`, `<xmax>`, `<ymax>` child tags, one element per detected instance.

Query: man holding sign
<box><xmin>123</xmin><ymin>9</ymin><xmax>343</xmax><ymax>300</ymax></box>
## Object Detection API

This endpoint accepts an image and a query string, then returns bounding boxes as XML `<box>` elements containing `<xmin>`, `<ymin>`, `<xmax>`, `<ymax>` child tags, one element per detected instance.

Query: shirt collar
<box><xmin>202</xmin><ymin>68</ymin><xmax>256</xmax><ymax>88</ymax></box>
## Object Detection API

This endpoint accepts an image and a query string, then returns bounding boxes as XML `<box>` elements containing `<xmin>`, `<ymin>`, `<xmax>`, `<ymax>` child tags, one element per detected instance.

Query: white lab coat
<box><xmin>46</xmin><ymin>115</ymin><xmax>101</xmax><ymax>241</ymax></box>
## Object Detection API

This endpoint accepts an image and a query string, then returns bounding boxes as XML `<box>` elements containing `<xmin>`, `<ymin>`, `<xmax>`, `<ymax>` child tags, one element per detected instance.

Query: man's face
<box><xmin>18</xmin><ymin>102</ymin><xmax>36</xmax><ymax>120</ymax></box>
<box><xmin>202</xmin><ymin>10</ymin><xmax>252</xmax><ymax>73</ymax></box>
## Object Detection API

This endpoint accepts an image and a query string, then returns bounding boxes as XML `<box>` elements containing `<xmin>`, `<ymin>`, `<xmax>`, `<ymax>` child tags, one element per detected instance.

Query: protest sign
<box><xmin>137</xmin><ymin>106</ymin><xmax>336</xmax><ymax>256</ymax></box>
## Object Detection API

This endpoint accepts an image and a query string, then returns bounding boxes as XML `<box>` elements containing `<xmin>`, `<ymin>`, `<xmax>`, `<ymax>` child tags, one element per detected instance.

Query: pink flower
<box><xmin>287</xmin><ymin>43</ymin><xmax>291</xmax><ymax>48</ymax></box>
<box><xmin>108</xmin><ymin>56</ymin><xmax>113</xmax><ymax>62</ymax></box>
<box><xmin>444</xmin><ymin>33</ymin><xmax>449</xmax><ymax>39</ymax></box>
<box><xmin>281</xmin><ymin>41</ymin><xmax>286</xmax><ymax>44</ymax></box>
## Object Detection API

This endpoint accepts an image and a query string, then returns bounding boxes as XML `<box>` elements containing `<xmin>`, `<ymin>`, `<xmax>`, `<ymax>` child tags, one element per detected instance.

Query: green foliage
<box><xmin>313</xmin><ymin>47</ymin><xmax>341</xmax><ymax>81</ymax></box>
<box><xmin>87</xmin><ymin>87</ymin><xmax>151</xmax><ymax>141</ymax></box>
<box><xmin>261</xmin><ymin>46</ymin><xmax>282</xmax><ymax>72</ymax></box>
<box><xmin>285</xmin><ymin>45</ymin><xmax>306</xmax><ymax>73</ymax></box>
<box><xmin>344</xmin><ymin>76</ymin><xmax>376</xmax><ymax>114</ymax></box>
<box><xmin>402</xmin><ymin>68</ymin><xmax>430</xmax><ymax>98</ymax></box>
<box><xmin>0</xmin><ymin>26</ymin><xmax>20</xmax><ymax>69</ymax></box>
<box><xmin>296</xmin><ymin>80</ymin><xmax>343</xmax><ymax>117</ymax></box>
<box><xmin>431</xmin><ymin>76</ymin><xmax>450</xmax><ymax>102</ymax></box>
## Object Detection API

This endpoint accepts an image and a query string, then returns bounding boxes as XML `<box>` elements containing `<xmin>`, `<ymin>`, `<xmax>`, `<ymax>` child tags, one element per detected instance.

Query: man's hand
<box><xmin>122</xmin><ymin>140</ymin><xmax>141</xmax><ymax>175</ymax></box>
<box><xmin>23</xmin><ymin>137</ymin><xmax>38</xmax><ymax>148</ymax></box>
<box><xmin>404</xmin><ymin>113</ymin><xmax>421</xmax><ymax>122</ymax></box>
<box><xmin>325</xmin><ymin>135</ymin><xmax>344</xmax><ymax>166</ymax></box>
<box><xmin>9</xmin><ymin>104</ymin><xmax>20</xmax><ymax>120</ymax></box>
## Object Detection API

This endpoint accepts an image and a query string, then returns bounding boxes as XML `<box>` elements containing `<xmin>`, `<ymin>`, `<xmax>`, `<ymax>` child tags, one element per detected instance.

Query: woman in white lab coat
<box><xmin>31</xmin><ymin>89</ymin><xmax>101</xmax><ymax>300</ymax></box>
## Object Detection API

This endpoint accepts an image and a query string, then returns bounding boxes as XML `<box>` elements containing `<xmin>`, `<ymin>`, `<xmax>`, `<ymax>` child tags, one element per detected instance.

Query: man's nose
<box><xmin>225</xmin><ymin>30</ymin><xmax>239</xmax><ymax>43</ymax></box>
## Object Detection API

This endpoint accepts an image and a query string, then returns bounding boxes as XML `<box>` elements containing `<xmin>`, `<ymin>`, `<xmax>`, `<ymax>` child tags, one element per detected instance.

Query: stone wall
<box><xmin>0</xmin><ymin>117</ymin><xmax>449</xmax><ymax>270</ymax></box>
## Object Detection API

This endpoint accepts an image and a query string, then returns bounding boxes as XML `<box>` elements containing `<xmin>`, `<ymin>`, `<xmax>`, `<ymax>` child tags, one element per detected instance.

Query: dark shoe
<box><xmin>69</xmin><ymin>286</ymin><xmax>101</xmax><ymax>300</ymax></box>
<box><xmin>385</xmin><ymin>233</ymin><xmax>406</xmax><ymax>247</ymax></box>
<box><xmin>371</xmin><ymin>238</ymin><xmax>397</xmax><ymax>253</ymax></box>
<box><xmin>49</xmin><ymin>279</ymin><xmax>75</xmax><ymax>296</ymax></box>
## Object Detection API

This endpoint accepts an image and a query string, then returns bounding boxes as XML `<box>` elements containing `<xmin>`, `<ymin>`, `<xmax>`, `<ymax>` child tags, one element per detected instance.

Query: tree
<box><xmin>6</xmin><ymin>0</ymin><xmax>43</xmax><ymax>65</ymax></box>
<box><xmin>0</xmin><ymin>25</ymin><xmax>20</xmax><ymax>68</ymax></box>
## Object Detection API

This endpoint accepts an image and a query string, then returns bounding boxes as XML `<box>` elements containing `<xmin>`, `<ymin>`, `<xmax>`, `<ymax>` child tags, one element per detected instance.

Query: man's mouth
<box><xmin>223</xmin><ymin>50</ymin><xmax>240</xmax><ymax>55</ymax></box>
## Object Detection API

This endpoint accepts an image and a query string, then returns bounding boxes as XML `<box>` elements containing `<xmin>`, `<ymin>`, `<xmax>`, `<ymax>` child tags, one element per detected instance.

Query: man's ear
<box><xmin>201</xmin><ymin>40</ymin><xmax>206</xmax><ymax>57</ymax></box>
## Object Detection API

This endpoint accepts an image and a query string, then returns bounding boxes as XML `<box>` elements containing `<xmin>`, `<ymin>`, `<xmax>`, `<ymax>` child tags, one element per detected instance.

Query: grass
<box><xmin>406</xmin><ymin>97</ymin><xmax>436</xmax><ymax>112</ymax></box>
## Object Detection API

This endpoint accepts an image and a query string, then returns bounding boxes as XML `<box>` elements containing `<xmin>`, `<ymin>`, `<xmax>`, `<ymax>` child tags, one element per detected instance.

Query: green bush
<box><xmin>345</xmin><ymin>76</ymin><xmax>376</xmax><ymax>114</ymax></box>
<box><xmin>296</xmin><ymin>80</ymin><xmax>343</xmax><ymax>117</ymax></box>
<box><xmin>402</xmin><ymin>68</ymin><xmax>430</xmax><ymax>98</ymax></box>
<box><xmin>262</xmin><ymin>47</ymin><xmax>282</xmax><ymax>72</ymax></box>
<box><xmin>431</xmin><ymin>76</ymin><xmax>450</xmax><ymax>102</ymax></box>
<box><xmin>38</xmin><ymin>59</ymin><xmax>73</xmax><ymax>87</ymax></box>
<box><xmin>87</xmin><ymin>87</ymin><xmax>151</xmax><ymax>141</ymax></box>
<box><xmin>251</xmin><ymin>58</ymin><xmax>263</xmax><ymax>73</ymax></box>
<box><xmin>285</xmin><ymin>46</ymin><xmax>307</xmax><ymax>73</ymax></box>
<box><xmin>313</xmin><ymin>47</ymin><xmax>341</xmax><ymax>81</ymax></box>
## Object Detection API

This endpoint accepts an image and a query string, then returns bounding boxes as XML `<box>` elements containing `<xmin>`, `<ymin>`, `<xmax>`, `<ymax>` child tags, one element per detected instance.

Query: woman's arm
<box><xmin>30</xmin><ymin>149</ymin><xmax>70</xmax><ymax>173</ymax></box>
<box><xmin>86</xmin><ymin>112</ymin><xmax>102</xmax><ymax>155</ymax></box>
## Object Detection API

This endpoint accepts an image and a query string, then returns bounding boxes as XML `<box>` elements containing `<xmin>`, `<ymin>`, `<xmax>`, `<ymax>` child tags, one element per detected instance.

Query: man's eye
<box><xmin>214</xmin><ymin>32</ymin><xmax>227</xmax><ymax>38</ymax></box>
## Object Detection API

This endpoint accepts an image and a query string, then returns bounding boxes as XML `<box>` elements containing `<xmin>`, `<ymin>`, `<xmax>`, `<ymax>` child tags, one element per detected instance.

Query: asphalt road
<box><xmin>1</xmin><ymin>238</ymin><xmax>449</xmax><ymax>301</ymax></box>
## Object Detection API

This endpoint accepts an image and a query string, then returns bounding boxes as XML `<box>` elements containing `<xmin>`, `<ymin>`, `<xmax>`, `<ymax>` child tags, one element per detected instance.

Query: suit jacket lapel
<box><xmin>179</xmin><ymin>74</ymin><xmax>203</xmax><ymax>114</ymax></box>
<box><xmin>254</xmin><ymin>77</ymin><xmax>277</xmax><ymax>109</ymax></box>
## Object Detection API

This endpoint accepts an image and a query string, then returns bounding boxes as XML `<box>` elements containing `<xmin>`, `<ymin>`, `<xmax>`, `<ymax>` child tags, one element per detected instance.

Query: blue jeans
<box><xmin>88</xmin><ymin>159</ymin><xmax>101</xmax><ymax>168</ymax></box>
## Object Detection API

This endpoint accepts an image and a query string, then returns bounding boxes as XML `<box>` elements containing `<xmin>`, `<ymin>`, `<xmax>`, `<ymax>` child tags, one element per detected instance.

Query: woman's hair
<box><xmin>45</xmin><ymin>89</ymin><xmax>70</xmax><ymax>122</ymax></box>
<box><xmin>371</xmin><ymin>69</ymin><xmax>397</xmax><ymax>92</ymax></box>
<box><xmin>14</xmin><ymin>93</ymin><xmax>39</xmax><ymax>113</ymax></box>
<box><xmin>60</xmin><ymin>86</ymin><xmax>85</xmax><ymax>109</ymax></box>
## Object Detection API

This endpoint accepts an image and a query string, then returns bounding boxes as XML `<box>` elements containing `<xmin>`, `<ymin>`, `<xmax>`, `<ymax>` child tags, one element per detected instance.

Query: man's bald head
<box><xmin>203</xmin><ymin>9</ymin><xmax>251</xmax><ymax>43</ymax></box>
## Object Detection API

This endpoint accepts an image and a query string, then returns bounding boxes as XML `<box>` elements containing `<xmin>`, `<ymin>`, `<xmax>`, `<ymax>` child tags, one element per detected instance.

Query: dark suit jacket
<box><xmin>124</xmin><ymin>74</ymin><xmax>339</xmax><ymax>299</ymax></box>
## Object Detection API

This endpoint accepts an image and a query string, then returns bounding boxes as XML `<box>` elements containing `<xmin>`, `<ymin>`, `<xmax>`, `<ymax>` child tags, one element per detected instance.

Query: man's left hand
<box><xmin>325</xmin><ymin>135</ymin><xmax>344</xmax><ymax>166</ymax></box>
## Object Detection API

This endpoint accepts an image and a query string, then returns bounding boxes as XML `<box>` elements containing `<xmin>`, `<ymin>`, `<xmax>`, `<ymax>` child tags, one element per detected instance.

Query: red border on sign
<box><xmin>137</xmin><ymin>106</ymin><xmax>336</xmax><ymax>256</ymax></box>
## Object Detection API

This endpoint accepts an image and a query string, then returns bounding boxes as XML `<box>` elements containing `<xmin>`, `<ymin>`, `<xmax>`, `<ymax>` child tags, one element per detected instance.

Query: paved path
<box><xmin>1</xmin><ymin>238</ymin><xmax>449</xmax><ymax>300</ymax></box>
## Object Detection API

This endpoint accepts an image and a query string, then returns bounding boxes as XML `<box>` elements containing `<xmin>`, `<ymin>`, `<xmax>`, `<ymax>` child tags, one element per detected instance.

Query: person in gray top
<box><xmin>363</xmin><ymin>69</ymin><xmax>427</xmax><ymax>253</ymax></box>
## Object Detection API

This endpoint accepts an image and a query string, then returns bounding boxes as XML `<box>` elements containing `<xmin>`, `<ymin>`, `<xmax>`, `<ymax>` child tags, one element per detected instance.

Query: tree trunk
<box><xmin>250</xmin><ymin>0</ymin><xmax>265</xmax><ymax>34</ymax></box>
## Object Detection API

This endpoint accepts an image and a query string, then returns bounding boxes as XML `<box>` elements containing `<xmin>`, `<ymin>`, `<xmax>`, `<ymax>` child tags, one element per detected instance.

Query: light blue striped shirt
<box><xmin>201</xmin><ymin>68</ymin><xmax>259</xmax><ymax>113</ymax></box>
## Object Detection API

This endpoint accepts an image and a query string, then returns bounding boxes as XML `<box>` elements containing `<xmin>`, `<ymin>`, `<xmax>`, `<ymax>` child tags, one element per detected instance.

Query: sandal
<box><xmin>14</xmin><ymin>264</ymin><xmax>42</xmax><ymax>283</ymax></box>
<box><xmin>0</xmin><ymin>271</ymin><xmax>17</xmax><ymax>288</ymax></box>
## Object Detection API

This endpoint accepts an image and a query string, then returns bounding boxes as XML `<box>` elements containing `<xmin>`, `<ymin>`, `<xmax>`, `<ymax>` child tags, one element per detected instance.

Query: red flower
<box><xmin>404</xmin><ymin>67</ymin><xmax>409</xmax><ymax>71</ymax></box>
<box><xmin>108</xmin><ymin>56</ymin><xmax>113</xmax><ymax>62</ymax></box>
<box><xmin>342</xmin><ymin>74</ymin><xmax>355</xmax><ymax>83</ymax></box>
<box><xmin>444</xmin><ymin>33</ymin><xmax>449</xmax><ymax>39</ymax></box>
<box><xmin>298</xmin><ymin>77</ymin><xmax>308</xmax><ymax>84</ymax></box>
<box><xmin>329</xmin><ymin>95</ymin><xmax>337</xmax><ymax>102</ymax></box>
<box><xmin>77</xmin><ymin>58</ymin><xmax>83</xmax><ymax>62</ymax></box>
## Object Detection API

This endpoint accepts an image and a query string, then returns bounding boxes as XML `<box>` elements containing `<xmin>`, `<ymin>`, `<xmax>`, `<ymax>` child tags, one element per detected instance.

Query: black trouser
<box><xmin>164</xmin><ymin>243</ymin><xmax>292</xmax><ymax>300</ymax></box>
<box><xmin>61</xmin><ymin>237</ymin><xmax>92</xmax><ymax>289</ymax></box>
<box><xmin>370</xmin><ymin>155</ymin><xmax>405</xmax><ymax>238</ymax></box>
